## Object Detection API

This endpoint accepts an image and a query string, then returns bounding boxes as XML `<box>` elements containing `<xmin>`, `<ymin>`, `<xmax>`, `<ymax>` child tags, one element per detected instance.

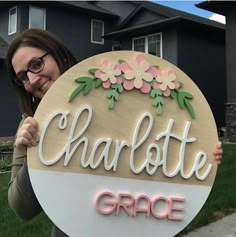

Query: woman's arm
<box><xmin>8</xmin><ymin>117</ymin><xmax>42</xmax><ymax>220</ymax></box>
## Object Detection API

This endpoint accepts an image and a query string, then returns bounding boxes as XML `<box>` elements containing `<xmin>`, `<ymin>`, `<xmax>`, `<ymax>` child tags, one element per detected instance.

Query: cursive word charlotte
<box><xmin>38</xmin><ymin>105</ymin><xmax>212</xmax><ymax>180</ymax></box>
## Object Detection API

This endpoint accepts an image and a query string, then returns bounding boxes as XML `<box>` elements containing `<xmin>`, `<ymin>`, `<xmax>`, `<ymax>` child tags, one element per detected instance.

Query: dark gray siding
<box><xmin>0</xmin><ymin>60</ymin><xmax>21</xmax><ymax>136</ymax></box>
<box><xmin>115</xmin><ymin>28</ymin><xmax>178</xmax><ymax>65</ymax></box>
<box><xmin>125</xmin><ymin>9</ymin><xmax>164</xmax><ymax>28</ymax></box>
<box><xmin>225</xmin><ymin>9</ymin><xmax>236</xmax><ymax>103</ymax></box>
<box><xmin>95</xmin><ymin>1</ymin><xmax>136</xmax><ymax>25</ymax></box>
<box><xmin>1</xmin><ymin>2</ymin><xmax>116</xmax><ymax>61</ymax></box>
<box><xmin>162</xmin><ymin>28</ymin><xmax>178</xmax><ymax>65</ymax></box>
<box><xmin>45</xmin><ymin>5</ymin><xmax>114</xmax><ymax>61</ymax></box>
<box><xmin>177</xmin><ymin>25</ymin><xmax>226</xmax><ymax>128</ymax></box>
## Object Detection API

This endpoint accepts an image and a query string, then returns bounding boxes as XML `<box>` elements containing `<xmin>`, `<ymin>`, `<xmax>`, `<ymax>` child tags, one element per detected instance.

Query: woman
<box><xmin>7</xmin><ymin>28</ymin><xmax>77</xmax><ymax>237</ymax></box>
<box><xmin>6</xmin><ymin>29</ymin><xmax>223</xmax><ymax>237</ymax></box>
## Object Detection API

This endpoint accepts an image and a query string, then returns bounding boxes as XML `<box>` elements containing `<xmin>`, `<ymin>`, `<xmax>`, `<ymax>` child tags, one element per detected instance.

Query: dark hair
<box><xmin>6</xmin><ymin>29</ymin><xmax>77</xmax><ymax>116</ymax></box>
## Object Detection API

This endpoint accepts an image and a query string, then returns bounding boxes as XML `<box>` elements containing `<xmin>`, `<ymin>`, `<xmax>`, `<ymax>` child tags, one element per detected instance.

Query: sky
<box><xmin>154</xmin><ymin>1</ymin><xmax>225</xmax><ymax>23</ymax></box>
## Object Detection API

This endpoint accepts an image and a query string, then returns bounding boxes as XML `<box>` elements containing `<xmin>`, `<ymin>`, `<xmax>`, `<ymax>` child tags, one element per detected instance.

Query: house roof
<box><xmin>104</xmin><ymin>1</ymin><xmax>224</xmax><ymax>39</ymax></box>
<box><xmin>105</xmin><ymin>17</ymin><xmax>181</xmax><ymax>39</ymax></box>
<box><xmin>0</xmin><ymin>37</ymin><xmax>8</xmax><ymax>59</ymax></box>
<box><xmin>58</xmin><ymin>1</ymin><xmax>119</xmax><ymax>18</ymax></box>
<box><xmin>122</xmin><ymin>1</ymin><xmax>224</xmax><ymax>28</ymax></box>
<box><xmin>196</xmin><ymin>1</ymin><xmax>236</xmax><ymax>16</ymax></box>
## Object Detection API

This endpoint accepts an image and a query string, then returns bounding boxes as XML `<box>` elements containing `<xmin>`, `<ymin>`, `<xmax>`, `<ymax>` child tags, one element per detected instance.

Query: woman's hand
<box><xmin>15</xmin><ymin>117</ymin><xmax>40</xmax><ymax>152</ymax></box>
<box><xmin>213</xmin><ymin>141</ymin><xmax>223</xmax><ymax>164</ymax></box>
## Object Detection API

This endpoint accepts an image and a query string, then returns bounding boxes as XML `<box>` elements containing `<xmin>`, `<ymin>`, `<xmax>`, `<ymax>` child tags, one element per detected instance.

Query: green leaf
<box><xmin>150</xmin><ymin>89</ymin><xmax>162</xmax><ymax>98</ymax></box>
<box><xmin>88</xmin><ymin>68</ymin><xmax>98</xmax><ymax>75</ymax></box>
<box><xmin>111</xmin><ymin>84</ymin><xmax>119</xmax><ymax>90</ymax></box>
<box><xmin>113</xmin><ymin>91</ymin><xmax>119</xmax><ymax>101</ymax></box>
<box><xmin>177</xmin><ymin>92</ymin><xmax>185</xmax><ymax>109</ymax></box>
<box><xmin>118</xmin><ymin>59</ymin><xmax>126</xmax><ymax>64</ymax></box>
<box><xmin>182</xmin><ymin>91</ymin><xmax>193</xmax><ymax>99</ymax></box>
<box><xmin>177</xmin><ymin>91</ymin><xmax>195</xmax><ymax>119</ymax></box>
<box><xmin>120</xmin><ymin>74</ymin><xmax>126</xmax><ymax>81</ymax></box>
<box><xmin>152</xmin><ymin>65</ymin><xmax>159</xmax><ymax>69</ymax></box>
<box><xmin>170</xmin><ymin>90</ymin><xmax>176</xmax><ymax>99</ymax></box>
<box><xmin>152</xmin><ymin>98</ymin><xmax>158</xmax><ymax>106</ymax></box>
<box><xmin>156</xmin><ymin>104</ymin><xmax>163</xmax><ymax>115</ymax></box>
<box><xmin>117</xmin><ymin>84</ymin><xmax>123</xmax><ymax>93</ymax></box>
<box><xmin>95</xmin><ymin>79</ymin><xmax>102</xmax><ymax>88</ymax></box>
<box><xmin>152</xmin><ymin>97</ymin><xmax>164</xmax><ymax>106</ymax></box>
<box><xmin>107</xmin><ymin>90</ymin><xmax>115</xmax><ymax>98</ymax></box>
<box><xmin>83</xmin><ymin>77</ymin><xmax>93</xmax><ymax>95</ymax></box>
<box><xmin>75</xmin><ymin>76</ymin><xmax>94</xmax><ymax>83</ymax></box>
<box><xmin>177</xmin><ymin>91</ymin><xmax>194</xmax><ymax>108</ymax></box>
<box><xmin>68</xmin><ymin>84</ymin><xmax>85</xmax><ymax>102</ymax></box>
<box><xmin>185</xmin><ymin>99</ymin><xmax>195</xmax><ymax>119</ymax></box>
<box><xmin>108</xmin><ymin>98</ymin><xmax>115</xmax><ymax>109</ymax></box>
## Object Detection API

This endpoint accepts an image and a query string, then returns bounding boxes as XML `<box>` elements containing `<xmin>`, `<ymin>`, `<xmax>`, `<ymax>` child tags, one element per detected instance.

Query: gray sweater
<box><xmin>8</xmin><ymin>120</ymin><xmax>68</xmax><ymax>237</ymax></box>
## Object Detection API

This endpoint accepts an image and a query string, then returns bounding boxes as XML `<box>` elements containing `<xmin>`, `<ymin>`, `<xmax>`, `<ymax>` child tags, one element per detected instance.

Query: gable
<box><xmin>122</xmin><ymin>7</ymin><xmax>168</xmax><ymax>29</ymax></box>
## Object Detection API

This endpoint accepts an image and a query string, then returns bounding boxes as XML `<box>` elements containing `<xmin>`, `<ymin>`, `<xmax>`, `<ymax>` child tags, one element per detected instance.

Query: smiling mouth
<box><xmin>40</xmin><ymin>81</ymin><xmax>50</xmax><ymax>92</ymax></box>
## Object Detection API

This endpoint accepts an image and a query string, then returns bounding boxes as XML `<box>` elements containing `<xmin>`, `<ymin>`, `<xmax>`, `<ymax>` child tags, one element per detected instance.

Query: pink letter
<box><xmin>95</xmin><ymin>191</ymin><xmax>116</xmax><ymax>215</ymax></box>
<box><xmin>116</xmin><ymin>193</ymin><xmax>134</xmax><ymax>216</ymax></box>
<box><xmin>134</xmin><ymin>194</ymin><xmax>151</xmax><ymax>216</ymax></box>
<box><xmin>168</xmin><ymin>197</ymin><xmax>185</xmax><ymax>221</ymax></box>
<box><xmin>151</xmin><ymin>196</ymin><xmax>169</xmax><ymax>219</ymax></box>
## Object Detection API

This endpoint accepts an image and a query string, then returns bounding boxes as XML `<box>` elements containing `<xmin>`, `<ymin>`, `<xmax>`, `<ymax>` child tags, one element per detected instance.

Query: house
<box><xmin>0</xmin><ymin>35</ymin><xmax>20</xmax><ymax>136</ymax></box>
<box><xmin>197</xmin><ymin>1</ymin><xmax>236</xmax><ymax>141</ymax></box>
<box><xmin>0</xmin><ymin>1</ymin><xmax>226</xmax><ymax>137</ymax></box>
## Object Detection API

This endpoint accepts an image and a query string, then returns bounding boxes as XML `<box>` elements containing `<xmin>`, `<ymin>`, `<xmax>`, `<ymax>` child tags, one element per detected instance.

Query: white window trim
<box><xmin>91</xmin><ymin>19</ymin><xmax>104</xmax><ymax>45</ymax></box>
<box><xmin>29</xmin><ymin>5</ymin><xmax>46</xmax><ymax>29</ymax></box>
<box><xmin>132</xmin><ymin>33</ymin><xmax>163</xmax><ymax>58</ymax></box>
<box><xmin>8</xmin><ymin>6</ymin><xmax>17</xmax><ymax>35</ymax></box>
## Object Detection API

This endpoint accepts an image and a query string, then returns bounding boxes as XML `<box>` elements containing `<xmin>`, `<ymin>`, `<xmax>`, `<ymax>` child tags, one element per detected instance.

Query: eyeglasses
<box><xmin>15</xmin><ymin>52</ymin><xmax>49</xmax><ymax>86</ymax></box>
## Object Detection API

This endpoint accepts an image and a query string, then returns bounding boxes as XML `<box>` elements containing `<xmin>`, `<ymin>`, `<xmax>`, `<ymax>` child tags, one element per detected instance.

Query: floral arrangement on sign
<box><xmin>69</xmin><ymin>54</ymin><xmax>195</xmax><ymax>119</ymax></box>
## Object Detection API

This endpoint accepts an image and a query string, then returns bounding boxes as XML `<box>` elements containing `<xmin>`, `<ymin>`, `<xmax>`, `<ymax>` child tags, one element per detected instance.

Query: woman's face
<box><xmin>12</xmin><ymin>46</ymin><xmax>61</xmax><ymax>99</ymax></box>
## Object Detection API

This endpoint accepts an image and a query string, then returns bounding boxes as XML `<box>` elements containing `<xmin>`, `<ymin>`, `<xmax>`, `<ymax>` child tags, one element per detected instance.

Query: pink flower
<box><xmin>95</xmin><ymin>60</ymin><xmax>122</xmax><ymax>89</ymax></box>
<box><xmin>153</xmin><ymin>68</ymin><xmax>179</xmax><ymax>97</ymax></box>
<box><xmin>120</xmin><ymin>55</ymin><xmax>159</xmax><ymax>93</ymax></box>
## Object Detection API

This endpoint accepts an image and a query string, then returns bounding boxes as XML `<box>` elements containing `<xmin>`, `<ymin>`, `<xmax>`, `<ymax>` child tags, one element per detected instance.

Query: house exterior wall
<box><xmin>0</xmin><ymin>4</ymin><xmax>13</xmax><ymax>42</ymax></box>
<box><xmin>45</xmin><ymin>5</ymin><xmax>115</xmax><ymax>61</ymax></box>
<box><xmin>94</xmin><ymin>1</ymin><xmax>136</xmax><ymax>26</ymax></box>
<box><xmin>177</xmin><ymin>24</ymin><xmax>226</xmax><ymax>128</ymax></box>
<box><xmin>0</xmin><ymin>1</ymin><xmax>227</xmax><ymax>136</ymax></box>
<box><xmin>224</xmin><ymin>8</ymin><xmax>236</xmax><ymax>140</ymax></box>
<box><xmin>124</xmin><ymin>9</ymin><xmax>164</xmax><ymax>28</ymax></box>
<box><xmin>0</xmin><ymin>60</ymin><xmax>21</xmax><ymax>136</ymax></box>
<box><xmin>162</xmin><ymin>28</ymin><xmax>178</xmax><ymax>65</ymax></box>
<box><xmin>225</xmin><ymin>9</ymin><xmax>236</xmax><ymax>103</ymax></box>
<box><xmin>7</xmin><ymin>2</ymin><xmax>115</xmax><ymax>61</ymax></box>
<box><xmin>118</xmin><ymin>28</ymin><xmax>178</xmax><ymax>72</ymax></box>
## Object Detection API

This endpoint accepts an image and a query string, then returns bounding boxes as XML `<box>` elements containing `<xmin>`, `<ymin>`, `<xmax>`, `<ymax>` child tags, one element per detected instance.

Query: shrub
<box><xmin>0</xmin><ymin>159</ymin><xmax>11</xmax><ymax>172</ymax></box>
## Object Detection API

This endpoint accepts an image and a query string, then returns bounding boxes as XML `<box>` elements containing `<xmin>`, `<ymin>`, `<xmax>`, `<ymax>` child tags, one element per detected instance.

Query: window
<box><xmin>29</xmin><ymin>6</ymin><xmax>46</xmax><ymax>29</ymax></box>
<box><xmin>112</xmin><ymin>44</ymin><xmax>121</xmax><ymax>51</ymax></box>
<box><xmin>91</xmin><ymin>19</ymin><xmax>104</xmax><ymax>44</ymax></box>
<box><xmin>132</xmin><ymin>33</ymin><xmax>162</xmax><ymax>57</ymax></box>
<box><xmin>8</xmin><ymin>6</ymin><xmax>17</xmax><ymax>35</ymax></box>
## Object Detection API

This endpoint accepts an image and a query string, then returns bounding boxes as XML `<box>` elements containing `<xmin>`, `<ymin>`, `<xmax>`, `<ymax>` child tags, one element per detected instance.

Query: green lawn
<box><xmin>0</xmin><ymin>143</ymin><xmax>235</xmax><ymax>237</ymax></box>
<box><xmin>176</xmin><ymin>143</ymin><xmax>236</xmax><ymax>236</ymax></box>
<box><xmin>0</xmin><ymin>174</ymin><xmax>52</xmax><ymax>237</ymax></box>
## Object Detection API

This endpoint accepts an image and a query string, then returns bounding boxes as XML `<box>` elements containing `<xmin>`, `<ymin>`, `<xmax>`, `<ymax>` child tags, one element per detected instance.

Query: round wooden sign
<box><xmin>28</xmin><ymin>51</ymin><xmax>218</xmax><ymax>237</ymax></box>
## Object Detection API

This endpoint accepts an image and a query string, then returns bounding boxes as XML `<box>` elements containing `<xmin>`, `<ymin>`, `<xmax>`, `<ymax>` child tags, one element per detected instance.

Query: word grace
<box><xmin>95</xmin><ymin>191</ymin><xmax>185</xmax><ymax>221</ymax></box>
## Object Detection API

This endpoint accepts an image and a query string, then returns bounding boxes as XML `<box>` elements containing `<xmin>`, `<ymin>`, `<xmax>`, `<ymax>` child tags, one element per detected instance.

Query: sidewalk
<box><xmin>180</xmin><ymin>213</ymin><xmax>236</xmax><ymax>237</ymax></box>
